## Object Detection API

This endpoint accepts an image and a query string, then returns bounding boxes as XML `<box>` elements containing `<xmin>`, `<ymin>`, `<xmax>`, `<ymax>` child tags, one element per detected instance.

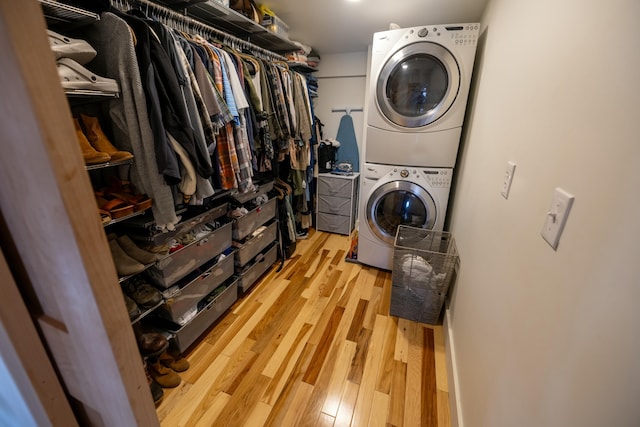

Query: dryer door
<box><xmin>366</xmin><ymin>180</ymin><xmax>437</xmax><ymax>244</ymax></box>
<box><xmin>376</xmin><ymin>42</ymin><xmax>460</xmax><ymax>128</ymax></box>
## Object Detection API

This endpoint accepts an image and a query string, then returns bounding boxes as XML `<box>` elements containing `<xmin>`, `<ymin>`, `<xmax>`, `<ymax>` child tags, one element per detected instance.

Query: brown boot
<box><xmin>80</xmin><ymin>114</ymin><xmax>133</xmax><ymax>162</ymax></box>
<box><xmin>148</xmin><ymin>358</ymin><xmax>181</xmax><ymax>388</ymax></box>
<box><xmin>74</xmin><ymin>118</ymin><xmax>110</xmax><ymax>165</ymax></box>
<box><xmin>159</xmin><ymin>350</ymin><xmax>190</xmax><ymax>373</ymax></box>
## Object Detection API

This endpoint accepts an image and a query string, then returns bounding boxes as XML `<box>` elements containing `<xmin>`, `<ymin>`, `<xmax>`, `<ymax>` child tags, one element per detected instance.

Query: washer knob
<box><xmin>418</xmin><ymin>28</ymin><xmax>429</xmax><ymax>37</ymax></box>
<box><xmin>400</xmin><ymin>169</ymin><xmax>409</xmax><ymax>178</ymax></box>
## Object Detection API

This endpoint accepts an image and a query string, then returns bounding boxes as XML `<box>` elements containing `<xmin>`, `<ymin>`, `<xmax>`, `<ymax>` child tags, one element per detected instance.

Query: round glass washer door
<box><xmin>366</xmin><ymin>181</ymin><xmax>436</xmax><ymax>244</ymax></box>
<box><xmin>376</xmin><ymin>42</ymin><xmax>460</xmax><ymax>128</ymax></box>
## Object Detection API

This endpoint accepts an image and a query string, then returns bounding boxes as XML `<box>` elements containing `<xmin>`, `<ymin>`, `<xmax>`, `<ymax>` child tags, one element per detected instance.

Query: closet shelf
<box><xmin>185</xmin><ymin>1</ymin><xmax>299</xmax><ymax>53</ymax></box>
<box><xmin>85</xmin><ymin>158</ymin><xmax>133</xmax><ymax>171</ymax></box>
<box><xmin>130</xmin><ymin>299</ymin><xmax>164</xmax><ymax>325</ymax></box>
<box><xmin>66</xmin><ymin>90</ymin><xmax>120</xmax><ymax>100</ymax></box>
<box><xmin>104</xmin><ymin>209</ymin><xmax>148</xmax><ymax>228</ymax></box>
<box><xmin>118</xmin><ymin>261</ymin><xmax>156</xmax><ymax>284</ymax></box>
<box><xmin>39</xmin><ymin>0</ymin><xmax>100</xmax><ymax>27</ymax></box>
<box><xmin>288</xmin><ymin>62</ymin><xmax>318</xmax><ymax>74</ymax></box>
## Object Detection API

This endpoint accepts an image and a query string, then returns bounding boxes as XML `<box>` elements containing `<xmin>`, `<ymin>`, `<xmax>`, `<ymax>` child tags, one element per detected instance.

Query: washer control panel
<box><xmin>421</xmin><ymin>169</ymin><xmax>452</xmax><ymax>188</ymax></box>
<box><xmin>404</xmin><ymin>23</ymin><xmax>479</xmax><ymax>45</ymax></box>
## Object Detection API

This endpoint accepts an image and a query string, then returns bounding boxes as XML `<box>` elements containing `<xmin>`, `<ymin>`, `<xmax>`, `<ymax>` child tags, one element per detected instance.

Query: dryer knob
<box><xmin>400</xmin><ymin>169</ymin><xmax>409</xmax><ymax>178</ymax></box>
<box><xmin>418</xmin><ymin>28</ymin><xmax>429</xmax><ymax>37</ymax></box>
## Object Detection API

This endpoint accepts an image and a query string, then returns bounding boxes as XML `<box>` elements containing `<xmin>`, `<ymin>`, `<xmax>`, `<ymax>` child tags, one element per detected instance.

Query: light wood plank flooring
<box><xmin>157</xmin><ymin>229</ymin><xmax>450</xmax><ymax>427</ymax></box>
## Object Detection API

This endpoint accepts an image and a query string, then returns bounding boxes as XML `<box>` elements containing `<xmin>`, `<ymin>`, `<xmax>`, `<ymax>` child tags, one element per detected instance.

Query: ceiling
<box><xmin>260</xmin><ymin>0</ymin><xmax>489</xmax><ymax>55</ymax></box>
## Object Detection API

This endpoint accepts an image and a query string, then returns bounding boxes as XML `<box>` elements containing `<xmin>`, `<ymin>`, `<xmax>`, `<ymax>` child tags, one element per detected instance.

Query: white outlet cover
<box><xmin>541</xmin><ymin>188</ymin><xmax>575</xmax><ymax>250</ymax></box>
<box><xmin>501</xmin><ymin>161</ymin><xmax>516</xmax><ymax>199</ymax></box>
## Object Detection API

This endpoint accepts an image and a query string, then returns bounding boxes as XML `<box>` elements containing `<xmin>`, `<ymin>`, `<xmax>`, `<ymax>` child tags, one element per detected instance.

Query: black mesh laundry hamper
<box><xmin>390</xmin><ymin>225</ymin><xmax>459</xmax><ymax>324</ymax></box>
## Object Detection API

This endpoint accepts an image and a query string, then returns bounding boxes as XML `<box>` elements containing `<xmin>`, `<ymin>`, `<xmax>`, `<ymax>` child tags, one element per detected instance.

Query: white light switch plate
<box><xmin>541</xmin><ymin>188</ymin><xmax>574</xmax><ymax>250</ymax></box>
<box><xmin>501</xmin><ymin>161</ymin><xmax>516</xmax><ymax>199</ymax></box>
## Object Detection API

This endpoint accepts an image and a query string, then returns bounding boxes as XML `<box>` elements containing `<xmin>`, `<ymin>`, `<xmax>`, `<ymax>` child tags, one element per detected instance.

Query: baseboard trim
<box><xmin>443</xmin><ymin>308</ymin><xmax>464</xmax><ymax>427</ymax></box>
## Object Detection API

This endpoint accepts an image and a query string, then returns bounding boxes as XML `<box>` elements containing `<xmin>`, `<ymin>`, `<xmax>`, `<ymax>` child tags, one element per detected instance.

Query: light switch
<box><xmin>541</xmin><ymin>188</ymin><xmax>574</xmax><ymax>250</ymax></box>
<box><xmin>501</xmin><ymin>161</ymin><xmax>516</xmax><ymax>199</ymax></box>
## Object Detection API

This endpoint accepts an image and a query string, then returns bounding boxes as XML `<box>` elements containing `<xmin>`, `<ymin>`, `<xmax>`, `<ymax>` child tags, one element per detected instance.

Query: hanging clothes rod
<box><xmin>332</xmin><ymin>107</ymin><xmax>363</xmax><ymax>115</ymax></box>
<box><xmin>111</xmin><ymin>0</ymin><xmax>287</xmax><ymax>61</ymax></box>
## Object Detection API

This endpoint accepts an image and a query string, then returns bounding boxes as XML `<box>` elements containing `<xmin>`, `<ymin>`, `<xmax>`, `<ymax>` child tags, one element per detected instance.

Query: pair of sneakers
<box><xmin>48</xmin><ymin>30</ymin><xmax>119</xmax><ymax>95</ymax></box>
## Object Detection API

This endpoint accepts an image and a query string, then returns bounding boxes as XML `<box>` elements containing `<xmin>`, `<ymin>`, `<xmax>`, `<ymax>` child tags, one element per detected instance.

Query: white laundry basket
<box><xmin>391</xmin><ymin>226</ymin><xmax>459</xmax><ymax>324</ymax></box>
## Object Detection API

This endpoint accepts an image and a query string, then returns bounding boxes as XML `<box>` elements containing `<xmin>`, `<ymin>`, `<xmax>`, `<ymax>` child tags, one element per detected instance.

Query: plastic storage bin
<box><xmin>390</xmin><ymin>226</ymin><xmax>459</xmax><ymax>324</ymax></box>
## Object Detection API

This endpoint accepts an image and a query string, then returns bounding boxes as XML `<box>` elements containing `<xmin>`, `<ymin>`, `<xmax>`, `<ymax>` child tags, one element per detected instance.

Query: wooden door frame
<box><xmin>0</xmin><ymin>2</ymin><xmax>158</xmax><ymax>425</ymax></box>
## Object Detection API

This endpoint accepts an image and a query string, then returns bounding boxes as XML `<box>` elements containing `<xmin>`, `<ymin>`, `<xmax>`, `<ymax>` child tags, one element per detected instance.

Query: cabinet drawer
<box><xmin>318</xmin><ymin>194</ymin><xmax>351</xmax><ymax>216</ymax></box>
<box><xmin>169</xmin><ymin>278</ymin><xmax>238</xmax><ymax>353</ymax></box>
<box><xmin>234</xmin><ymin>219</ymin><xmax>278</xmax><ymax>266</ymax></box>
<box><xmin>147</xmin><ymin>221</ymin><xmax>232</xmax><ymax>288</ymax></box>
<box><xmin>317</xmin><ymin>213</ymin><xmax>352</xmax><ymax>235</ymax></box>
<box><xmin>317</xmin><ymin>176</ymin><xmax>353</xmax><ymax>197</ymax></box>
<box><xmin>236</xmin><ymin>242</ymin><xmax>279</xmax><ymax>293</ymax></box>
<box><xmin>156</xmin><ymin>253</ymin><xmax>234</xmax><ymax>324</ymax></box>
<box><xmin>233</xmin><ymin>197</ymin><xmax>276</xmax><ymax>241</ymax></box>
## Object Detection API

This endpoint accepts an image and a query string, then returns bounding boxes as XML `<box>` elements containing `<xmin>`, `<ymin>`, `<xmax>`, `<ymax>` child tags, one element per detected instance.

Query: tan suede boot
<box><xmin>159</xmin><ymin>350</ymin><xmax>190</xmax><ymax>372</ymax></box>
<box><xmin>148</xmin><ymin>358</ymin><xmax>181</xmax><ymax>388</ymax></box>
<box><xmin>117</xmin><ymin>235</ymin><xmax>160</xmax><ymax>264</ymax></box>
<box><xmin>80</xmin><ymin>114</ymin><xmax>133</xmax><ymax>162</ymax></box>
<box><xmin>74</xmin><ymin>118</ymin><xmax>110</xmax><ymax>165</ymax></box>
<box><xmin>108</xmin><ymin>239</ymin><xmax>145</xmax><ymax>277</ymax></box>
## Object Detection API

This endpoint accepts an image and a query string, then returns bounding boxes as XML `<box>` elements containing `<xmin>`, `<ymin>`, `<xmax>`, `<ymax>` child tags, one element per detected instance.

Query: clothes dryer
<box><xmin>357</xmin><ymin>162</ymin><xmax>452</xmax><ymax>270</ymax></box>
<box><xmin>366</xmin><ymin>23</ymin><xmax>479</xmax><ymax>168</ymax></box>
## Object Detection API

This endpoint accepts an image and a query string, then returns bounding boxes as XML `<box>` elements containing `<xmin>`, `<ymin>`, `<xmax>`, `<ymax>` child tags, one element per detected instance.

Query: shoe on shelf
<box><xmin>95</xmin><ymin>192</ymin><xmax>134</xmax><ymax>220</ymax></box>
<box><xmin>47</xmin><ymin>30</ymin><xmax>97</xmax><ymax>65</ymax></box>
<box><xmin>124</xmin><ymin>295</ymin><xmax>141</xmax><ymax>320</ymax></box>
<box><xmin>57</xmin><ymin>57</ymin><xmax>119</xmax><ymax>94</ymax></box>
<box><xmin>143</xmin><ymin>359</ymin><xmax>164</xmax><ymax>406</ymax></box>
<box><xmin>137</xmin><ymin>332</ymin><xmax>169</xmax><ymax>358</ymax></box>
<box><xmin>147</xmin><ymin>358</ymin><xmax>181</xmax><ymax>388</ymax></box>
<box><xmin>80</xmin><ymin>114</ymin><xmax>133</xmax><ymax>162</ymax></box>
<box><xmin>117</xmin><ymin>235</ymin><xmax>160</xmax><ymax>265</ymax></box>
<box><xmin>159</xmin><ymin>350</ymin><xmax>190</xmax><ymax>373</ymax></box>
<box><xmin>123</xmin><ymin>280</ymin><xmax>162</xmax><ymax>309</ymax></box>
<box><xmin>74</xmin><ymin>118</ymin><xmax>111</xmax><ymax>165</ymax></box>
<box><xmin>108</xmin><ymin>238</ymin><xmax>145</xmax><ymax>277</ymax></box>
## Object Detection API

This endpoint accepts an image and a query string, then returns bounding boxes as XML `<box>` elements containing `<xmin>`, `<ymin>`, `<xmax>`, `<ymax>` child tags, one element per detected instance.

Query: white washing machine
<box><xmin>357</xmin><ymin>162</ymin><xmax>452</xmax><ymax>270</ymax></box>
<box><xmin>366</xmin><ymin>23</ymin><xmax>479</xmax><ymax>168</ymax></box>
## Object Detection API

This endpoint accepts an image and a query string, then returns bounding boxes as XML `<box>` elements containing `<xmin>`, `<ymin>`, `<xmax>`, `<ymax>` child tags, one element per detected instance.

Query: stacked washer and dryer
<box><xmin>358</xmin><ymin>23</ymin><xmax>480</xmax><ymax>270</ymax></box>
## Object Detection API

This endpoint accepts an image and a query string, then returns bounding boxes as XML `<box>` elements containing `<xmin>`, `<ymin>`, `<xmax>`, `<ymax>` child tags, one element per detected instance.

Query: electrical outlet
<box><xmin>501</xmin><ymin>161</ymin><xmax>516</xmax><ymax>199</ymax></box>
<box><xmin>541</xmin><ymin>188</ymin><xmax>575</xmax><ymax>250</ymax></box>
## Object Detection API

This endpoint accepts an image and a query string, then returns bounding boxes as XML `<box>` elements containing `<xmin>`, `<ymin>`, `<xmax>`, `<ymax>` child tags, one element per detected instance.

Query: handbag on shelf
<box><xmin>229</xmin><ymin>0</ymin><xmax>261</xmax><ymax>23</ymax></box>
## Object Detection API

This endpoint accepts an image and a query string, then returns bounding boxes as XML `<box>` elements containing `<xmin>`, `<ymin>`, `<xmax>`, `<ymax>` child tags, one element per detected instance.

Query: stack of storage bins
<box><xmin>231</xmin><ymin>182</ymin><xmax>279</xmax><ymax>293</ymax></box>
<box><xmin>141</xmin><ymin>202</ymin><xmax>238</xmax><ymax>353</ymax></box>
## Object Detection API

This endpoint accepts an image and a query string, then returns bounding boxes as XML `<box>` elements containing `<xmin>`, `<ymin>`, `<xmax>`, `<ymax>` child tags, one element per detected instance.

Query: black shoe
<box><xmin>150</xmin><ymin>378</ymin><xmax>164</xmax><ymax>405</ymax></box>
<box><xmin>144</xmin><ymin>359</ymin><xmax>164</xmax><ymax>405</ymax></box>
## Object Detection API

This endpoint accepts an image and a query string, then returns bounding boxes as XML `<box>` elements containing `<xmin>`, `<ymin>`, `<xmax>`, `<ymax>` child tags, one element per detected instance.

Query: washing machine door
<box><xmin>376</xmin><ymin>42</ymin><xmax>460</xmax><ymax>128</ymax></box>
<box><xmin>366</xmin><ymin>180</ymin><xmax>437</xmax><ymax>244</ymax></box>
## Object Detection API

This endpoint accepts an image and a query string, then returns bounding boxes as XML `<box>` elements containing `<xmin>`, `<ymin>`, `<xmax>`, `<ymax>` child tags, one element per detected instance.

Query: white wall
<box><xmin>314</xmin><ymin>52</ymin><xmax>368</xmax><ymax>163</ymax></box>
<box><xmin>447</xmin><ymin>0</ymin><xmax>640</xmax><ymax>426</ymax></box>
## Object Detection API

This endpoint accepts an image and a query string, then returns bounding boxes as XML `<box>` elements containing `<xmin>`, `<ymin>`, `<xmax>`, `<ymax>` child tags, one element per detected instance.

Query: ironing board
<box><xmin>335</xmin><ymin>112</ymin><xmax>360</xmax><ymax>172</ymax></box>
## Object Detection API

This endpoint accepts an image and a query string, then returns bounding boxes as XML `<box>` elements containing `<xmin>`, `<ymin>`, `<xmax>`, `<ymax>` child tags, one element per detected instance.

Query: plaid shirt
<box><xmin>216</xmin><ymin>122</ymin><xmax>239</xmax><ymax>190</ymax></box>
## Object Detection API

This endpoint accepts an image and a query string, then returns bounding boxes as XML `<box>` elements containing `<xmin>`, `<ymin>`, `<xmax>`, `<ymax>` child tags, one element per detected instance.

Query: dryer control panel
<box><xmin>421</xmin><ymin>169</ymin><xmax>452</xmax><ymax>188</ymax></box>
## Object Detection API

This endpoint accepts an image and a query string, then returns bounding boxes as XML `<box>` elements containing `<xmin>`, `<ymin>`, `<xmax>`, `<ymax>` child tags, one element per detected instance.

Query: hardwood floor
<box><xmin>157</xmin><ymin>229</ymin><xmax>450</xmax><ymax>427</ymax></box>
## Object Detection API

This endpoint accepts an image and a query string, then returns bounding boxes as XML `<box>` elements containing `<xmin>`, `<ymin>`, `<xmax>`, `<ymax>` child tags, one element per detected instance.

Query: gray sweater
<box><xmin>82</xmin><ymin>12</ymin><xmax>179</xmax><ymax>229</ymax></box>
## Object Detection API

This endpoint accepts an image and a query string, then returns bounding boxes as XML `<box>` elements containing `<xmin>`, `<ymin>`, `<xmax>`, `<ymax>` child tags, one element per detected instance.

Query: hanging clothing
<box><xmin>81</xmin><ymin>12</ymin><xmax>179</xmax><ymax>229</ymax></box>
